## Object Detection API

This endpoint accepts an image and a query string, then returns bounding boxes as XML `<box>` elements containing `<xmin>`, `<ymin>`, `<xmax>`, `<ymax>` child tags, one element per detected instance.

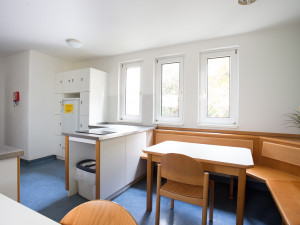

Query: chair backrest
<box><xmin>60</xmin><ymin>200</ymin><xmax>138</xmax><ymax>225</ymax></box>
<box><xmin>160</xmin><ymin>153</ymin><xmax>205</xmax><ymax>186</ymax></box>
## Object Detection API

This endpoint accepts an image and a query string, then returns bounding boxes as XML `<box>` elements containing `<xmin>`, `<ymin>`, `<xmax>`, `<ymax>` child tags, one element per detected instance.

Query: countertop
<box><xmin>0</xmin><ymin>193</ymin><xmax>59</xmax><ymax>225</ymax></box>
<box><xmin>0</xmin><ymin>145</ymin><xmax>24</xmax><ymax>160</ymax></box>
<box><xmin>62</xmin><ymin>123</ymin><xmax>156</xmax><ymax>141</ymax></box>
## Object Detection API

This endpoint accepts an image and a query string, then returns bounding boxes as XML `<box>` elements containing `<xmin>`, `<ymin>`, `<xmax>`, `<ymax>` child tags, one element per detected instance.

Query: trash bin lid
<box><xmin>76</xmin><ymin>159</ymin><xmax>96</xmax><ymax>173</ymax></box>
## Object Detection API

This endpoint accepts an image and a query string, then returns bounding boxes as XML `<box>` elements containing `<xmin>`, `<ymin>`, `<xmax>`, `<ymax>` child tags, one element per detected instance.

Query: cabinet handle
<box><xmin>72</xmin><ymin>79</ymin><xmax>74</xmax><ymax>82</ymax></box>
<box><xmin>59</xmin><ymin>123</ymin><xmax>61</xmax><ymax>126</ymax></box>
<box><xmin>81</xmin><ymin>78</ymin><xmax>83</xmax><ymax>81</ymax></box>
<box><xmin>68</xmin><ymin>79</ymin><xmax>70</xmax><ymax>83</ymax></box>
<box><xmin>80</xmin><ymin>124</ymin><xmax>82</xmax><ymax>128</ymax></box>
<box><xmin>81</xmin><ymin>101</ymin><xmax>83</xmax><ymax>104</ymax></box>
<box><xmin>60</xmin><ymin>80</ymin><xmax>62</xmax><ymax>83</ymax></box>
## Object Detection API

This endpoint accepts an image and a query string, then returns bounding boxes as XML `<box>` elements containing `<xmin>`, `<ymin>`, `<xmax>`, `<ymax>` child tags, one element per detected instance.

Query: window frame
<box><xmin>153</xmin><ymin>55</ymin><xmax>184</xmax><ymax>125</ymax></box>
<box><xmin>198</xmin><ymin>47</ymin><xmax>239</xmax><ymax>127</ymax></box>
<box><xmin>118</xmin><ymin>60</ymin><xmax>143</xmax><ymax>122</ymax></box>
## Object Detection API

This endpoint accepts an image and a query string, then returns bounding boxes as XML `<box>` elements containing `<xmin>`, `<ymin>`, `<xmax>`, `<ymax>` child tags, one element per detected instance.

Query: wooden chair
<box><xmin>155</xmin><ymin>153</ymin><xmax>214</xmax><ymax>225</ymax></box>
<box><xmin>60</xmin><ymin>200</ymin><xmax>138</xmax><ymax>225</ymax></box>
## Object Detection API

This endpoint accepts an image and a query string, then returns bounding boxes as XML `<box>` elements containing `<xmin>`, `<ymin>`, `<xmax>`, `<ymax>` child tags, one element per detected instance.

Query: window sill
<box><xmin>197</xmin><ymin>123</ymin><xmax>238</xmax><ymax>129</ymax></box>
<box><xmin>152</xmin><ymin>121</ymin><xmax>184</xmax><ymax>126</ymax></box>
<box><xmin>117</xmin><ymin>119</ymin><xmax>142</xmax><ymax>124</ymax></box>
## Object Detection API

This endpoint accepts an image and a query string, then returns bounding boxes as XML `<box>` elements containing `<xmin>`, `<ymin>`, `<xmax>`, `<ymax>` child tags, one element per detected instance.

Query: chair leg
<box><xmin>170</xmin><ymin>199</ymin><xmax>174</xmax><ymax>209</ymax></box>
<box><xmin>155</xmin><ymin>165</ymin><xmax>162</xmax><ymax>225</ymax></box>
<box><xmin>229</xmin><ymin>175</ymin><xmax>234</xmax><ymax>200</ymax></box>
<box><xmin>209</xmin><ymin>180</ymin><xmax>214</xmax><ymax>221</ymax></box>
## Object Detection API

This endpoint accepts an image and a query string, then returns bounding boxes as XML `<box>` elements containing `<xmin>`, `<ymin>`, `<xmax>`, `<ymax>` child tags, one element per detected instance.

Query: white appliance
<box><xmin>62</xmin><ymin>98</ymin><xmax>80</xmax><ymax>133</ymax></box>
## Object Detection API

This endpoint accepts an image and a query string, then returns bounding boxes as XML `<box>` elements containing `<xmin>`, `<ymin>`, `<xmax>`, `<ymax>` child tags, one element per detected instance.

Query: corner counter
<box><xmin>62</xmin><ymin>124</ymin><xmax>155</xmax><ymax>200</ymax></box>
<box><xmin>0</xmin><ymin>145</ymin><xmax>24</xmax><ymax>202</ymax></box>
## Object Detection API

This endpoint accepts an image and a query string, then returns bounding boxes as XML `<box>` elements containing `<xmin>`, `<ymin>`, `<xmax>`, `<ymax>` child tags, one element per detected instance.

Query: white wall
<box><xmin>3</xmin><ymin>50</ymin><xmax>72</xmax><ymax>160</ymax></box>
<box><xmin>4</xmin><ymin>51</ymin><xmax>30</xmax><ymax>158</ymax></box>
<box><xmin>0</xmin><ymin>57</ymin><xmax>5</xmax><ymax>145</ymax></box>
<box><xmin>28</xmin><ymin>51</ymin><xmax>72</xmax><ymax>160</ymax></box>
<box><xmin>74</xmin><ymin>21</ymin><xmax>300</xmax><ymax>134</ymax></box>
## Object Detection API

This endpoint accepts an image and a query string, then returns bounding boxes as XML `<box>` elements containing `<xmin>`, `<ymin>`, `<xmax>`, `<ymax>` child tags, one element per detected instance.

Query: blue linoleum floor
<box><xmin>20</xmin><ymin>159</ymin><xmax>282</xmax><ymax>225</ymax></box>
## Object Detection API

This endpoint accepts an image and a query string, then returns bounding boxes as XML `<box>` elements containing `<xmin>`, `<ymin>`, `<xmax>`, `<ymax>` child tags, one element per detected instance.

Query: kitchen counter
<box><xmin>0</xmin><ymin>145</ymin><xmax>24</xmax><ymax>202</ymax></box>
<box><xmin>0</xmin><ymin>145</ymin><xmax>24</xmax><ymax>160</ymax></box>
<box><xmin>62</xmin><ymin>124</ymin><xmax>156</xmax><ymax>141</ymax></box>
<box><xmin>64</xmin><ymin>123</ymin><xmax>155</xmax><ymax>200</ymax></box>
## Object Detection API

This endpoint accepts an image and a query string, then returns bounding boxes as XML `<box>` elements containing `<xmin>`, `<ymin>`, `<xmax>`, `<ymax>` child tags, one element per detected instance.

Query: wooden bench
<box><xmin>141</xmin><ymin>129</ymin><xmax>300</xmax><ymax>225</ymax></box>
<box><xmin>245</xmin><ymin>137</ymin><xmax>300</xmax><ymax>225</ymax></box>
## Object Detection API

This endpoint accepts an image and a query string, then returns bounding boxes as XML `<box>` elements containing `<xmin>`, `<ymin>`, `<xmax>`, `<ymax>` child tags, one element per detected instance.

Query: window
<box><xmin>199</xmin><ymin>47</ymin><xmax>238</xmax><ymax>127</ymax></box>
<box><xmin>119</xmin><ymin>61</ymin><xmax>142</xmax><ymax>122</ymax></box>
<box><xmin>154</xmin><ymin>55</ymin><xmax>184</xmax><ymax>124</ymax></box>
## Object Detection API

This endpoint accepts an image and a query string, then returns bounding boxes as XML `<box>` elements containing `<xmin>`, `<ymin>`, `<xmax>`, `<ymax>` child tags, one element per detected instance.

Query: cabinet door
<box><xmin>53</xmin><ymin>115</ymin><xmax>62</xmax><ymax>135</ymax></box>
<box><xmin>79</xmin><ymin>69</ymin><xmax>91</xmax><ymax>92</ymax></box>
<box><xmin>100</xmin><ymin>137</ymin><xmax>126</xmax><ymax>199</ymax></box>
<box><xmin>80</xmin><ymin>92</ymin><xmax>90</xmax><ymax>116</ymax></box>
<box><xmin>54</xmin><ymin>94</ymin><xmax>63</xmax><ymax>115</ymax></box>
<box><xmin>125</xmin><ymin>132</ymin><xmax>146</xmax><ymax>185</ymax></box>
<box><xmin>63</xmin><ymin>71</ymin><xmax>80</xmax><ymax>93</ymax></box>
<box><xmin>54</xmin><ymin>135</ymin><xmax>64</xmax><ymax>157</ymax></box>
<box><xmin>55</xmin><ymin>73</ymin><xmax>63</xmax><ymax>93</ymax></box>
<box><xmin>79</xmin><ymin>115</ymin><xmax>89</xmax><ymax>130</ymax></box>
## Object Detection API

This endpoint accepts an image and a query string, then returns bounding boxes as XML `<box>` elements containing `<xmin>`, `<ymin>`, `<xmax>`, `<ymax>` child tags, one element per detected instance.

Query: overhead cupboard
<box><xmin>53</xmin><ymin>68</ymin><xmax>108</xmax><ymax>158</ymax></box>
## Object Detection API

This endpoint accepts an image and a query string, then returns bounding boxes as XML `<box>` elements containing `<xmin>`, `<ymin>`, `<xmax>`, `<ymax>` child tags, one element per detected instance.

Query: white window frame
<box><xmin>198</xmin><ymin>47</ymin><xmax>239</xmax><ymax>127</ymax></box>
<box><xmin>118</xmin><ymin>60</ymin><xmax>142</xmax><ymax>122</ymax></box>
<box><xmin>153</xmin><ymin>55</ymin><xmax>184</xmax><ymax>125</ymax></box>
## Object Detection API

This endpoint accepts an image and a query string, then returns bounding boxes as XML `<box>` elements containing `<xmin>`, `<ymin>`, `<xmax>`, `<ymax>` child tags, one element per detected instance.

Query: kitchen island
<box><xmin>0</xmin><ymin>145</ymin><xmax>24</xmax><ymax>202</ymax></box>
<box><xmin>62</xmin><ymin>124</ymin><xmax>155</xmax><ymax>200</ymax></box>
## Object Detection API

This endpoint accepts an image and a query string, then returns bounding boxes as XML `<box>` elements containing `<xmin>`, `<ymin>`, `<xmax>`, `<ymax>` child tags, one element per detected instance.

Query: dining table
<box><xmin>143</xmin><ymin>141</ymin><xmax>254</xmax><ymax>225</ymax></box>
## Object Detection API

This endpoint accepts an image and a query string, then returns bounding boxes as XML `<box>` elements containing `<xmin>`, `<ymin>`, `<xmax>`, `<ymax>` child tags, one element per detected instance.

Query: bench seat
<box><xmin>266</xmin><ymin>180</ymin><xmax>300</xmax><ymax>225</ymax></box>
<box><xmin>246</xmin><ymin>164</ymin><xmax>300</xmax><ymax>183</ymax></box>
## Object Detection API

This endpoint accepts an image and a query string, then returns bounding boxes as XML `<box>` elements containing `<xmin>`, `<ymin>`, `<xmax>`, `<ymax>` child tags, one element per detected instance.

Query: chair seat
<box><xmin>161</xmin><ymin>180</ymin><xmax>204</xmax><ymax>199</ymax></box>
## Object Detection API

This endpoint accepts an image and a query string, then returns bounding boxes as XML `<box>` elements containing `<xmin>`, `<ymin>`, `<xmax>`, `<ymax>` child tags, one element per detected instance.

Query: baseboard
<box><xmin>20</xmin><ymin>155</ymin><xmax>57</xmax><ymax>166</ymax></box>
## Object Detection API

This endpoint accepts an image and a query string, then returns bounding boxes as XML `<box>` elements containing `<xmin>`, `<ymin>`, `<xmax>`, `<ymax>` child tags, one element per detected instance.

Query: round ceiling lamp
<box><xmin>66</xmin><ymin>39</ymin><xmax>83</xmax><ymax>48</ymax></box>
<box><xmin>238</xmin><ymin>0</ymin><xmax>256</xmax><ymax>5</ymax></box>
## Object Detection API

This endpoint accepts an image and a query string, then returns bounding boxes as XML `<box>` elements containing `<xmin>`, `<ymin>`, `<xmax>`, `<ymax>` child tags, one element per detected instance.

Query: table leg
<box><xmin>236</xmin><ymin>169</ymin><xmax>246</xmax><ymax>225</ymax></box>
<box><xmin>95</xmin><ymin>140</ymin><xmax>100</xmax><ymax>199</ymax></box>
<box><xmin>65</xmin><ymin>136</ymin><xmax>69</xmax><ymax>190</ymax></box>
<box><xmin>147</xmin><ymin>154</ymin><xmax>153</xmax><ymax>211</ymax></box>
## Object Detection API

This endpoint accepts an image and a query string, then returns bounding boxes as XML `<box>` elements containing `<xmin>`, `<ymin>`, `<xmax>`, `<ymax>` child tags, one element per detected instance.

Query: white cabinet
<box><xmin>53</xmin><ymin>135</ymin><xmax>65</xmax><ymax>158</ymax></box>
<box><xmin>54</xmin><ymin>94</ymin><xmax>63</xmax><ymax>114</ymax></box>
<box><xmin>79</xmin><ymin>70</ymin><xmax>91</xmax><ymax>92</ymax></box>
<box><xmin>53</xmin><ymin>115</ymin><xmax>62</xmax><ymax>135</ymax></box>
<box><xmin>80</xmin><ymin>92</ymin><xmax>89</xmax><ymax>116</ymax></box>
<box><xmin>53</xmin><ymin>68</ymin><xmax>108</xmax><ymax>158</ymax></box>
<box><xmin>125</xmin><ymin>132</ymin><xmax>147</xmax><ymax>185</ymax></box>
<box><xmin>79</xmin><ymin>116</ymin><xmax>89</xmax><ymax>130</ymax></box>
<box><xmin>0</xmin><ymin>157</ymin><xmax>18</xmax><ymax>201</ymax></box>
<box><xmin>63</xmin><ymin>71</ymin><xmax>80</xmax><ymax>93</ymax></box>
<box><xmin>100</xmin><ymin>137</ymin><xmax>126</xmax><ymax>199</ymax></box>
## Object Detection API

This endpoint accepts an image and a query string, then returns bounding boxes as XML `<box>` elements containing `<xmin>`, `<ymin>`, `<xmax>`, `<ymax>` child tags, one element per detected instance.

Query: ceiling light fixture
<box><xmin>238</xmin><ymin>0</ymin><xmax>256</xmax><ymax>5</ymax></box>
<box><xmin>66</xmin><ymin>39</ymin><xmax>83</xmax><ymax>48</ymax></box>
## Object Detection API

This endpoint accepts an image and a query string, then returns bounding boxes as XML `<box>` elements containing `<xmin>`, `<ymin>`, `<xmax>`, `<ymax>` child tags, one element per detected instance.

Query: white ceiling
<box><xmin>0</xmin><ymin>0</ymin><xmax>300</xmax><ymax>62</ymax></box>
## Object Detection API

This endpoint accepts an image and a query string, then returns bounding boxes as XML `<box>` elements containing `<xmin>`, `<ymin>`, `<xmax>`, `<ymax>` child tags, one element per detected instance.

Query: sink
<box><xmin>76</xmin><ymin>129</ymin><xmax>115</xmax><ymax>135</ymax></box>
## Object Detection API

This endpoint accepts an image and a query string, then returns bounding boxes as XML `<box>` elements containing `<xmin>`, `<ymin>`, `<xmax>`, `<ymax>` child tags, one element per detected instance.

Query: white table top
<box><xmin>143</xmin><ymin>141</ymin><xmax>254</xmax><ymax>168</ymax></box>
<box><xmin>0</xmin><ymin>193</ymin><xmax>59</xmax><ymax>225</ymax></box>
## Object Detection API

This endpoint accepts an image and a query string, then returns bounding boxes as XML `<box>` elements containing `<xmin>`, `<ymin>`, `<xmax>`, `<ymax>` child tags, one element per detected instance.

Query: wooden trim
<box><xmin>17</xmin><ymin>156</ymin><xmax>20</xmax><ymax>203</ymax></box>
<box><xmin>65</xmin><ymin>136</ymin><xmax>69</xmax><ymax>190</ymax></box>
<box><xmin>96</xmin><ymin>140</ymin><xmax>100</xmax><ymax>199</ymax></box>
<box><xmin>157</xmin><ymin>126</ymin><xmax>300</xmax><ymax>139</ymax></box>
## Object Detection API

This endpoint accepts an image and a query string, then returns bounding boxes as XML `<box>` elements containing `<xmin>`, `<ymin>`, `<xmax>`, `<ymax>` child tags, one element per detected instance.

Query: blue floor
<box><xmin>20</xmin><ymin>159</ymin><xmax>282</xmax><ymax>225</ymax></box>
